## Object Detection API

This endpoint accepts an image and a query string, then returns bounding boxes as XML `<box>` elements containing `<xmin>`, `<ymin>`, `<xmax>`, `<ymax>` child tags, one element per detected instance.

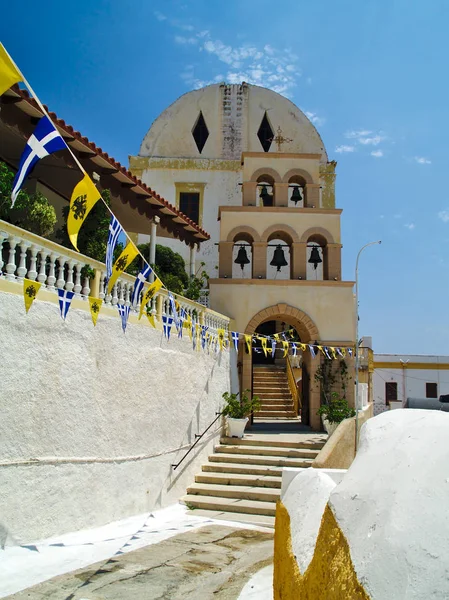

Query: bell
<box><xmin>270</xmin><ymin>245</ymin><xmax>288</xmax><ymax>271</ymax></box>
<box><xmin>308</xmin><ymin>246</ymin><xmax>322</xmax><ymax>270</ymax></box>
<box><xmin>234</xmin><ymin>246</ymin><xmax>250</xmax><ymax>270</ymax></box>
<box><xmin>259</xmin><ymin>185</ymin><xmax>273</xmax><ymax>206</ymax></box>
<box><xmin>290</xmin><ymin>186</ymin><xmax>302</xmax><ymax>204</ymax></box>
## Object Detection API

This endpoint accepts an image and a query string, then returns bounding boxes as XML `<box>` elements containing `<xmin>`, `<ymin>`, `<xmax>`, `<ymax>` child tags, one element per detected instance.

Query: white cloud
<box><xmin>414</xmin><ymin>156</ymin><xmax>431</xmax><ymax>164</ymax></box>
<box><xmin>358</xmin><ymin>135</ymin><xmax>385</xmax><ymax>146</ymax></box>
<box><xmin>345</xmin><ymin>129</ymin><xmax>373</xmax><ymax>139</ymax></box>
<box><xmin>371</xmin><ymin>150</ymin><xmax>383</xmax><ymax>157</ymax></box>
<box><xmin>438</xmin><ymin>210</ymin><xmax>449</xmax><ymax>223</ymax></box>
<box><xmin>345</xmin><ymin>130</ymin><xmax>386</xmax><ymax>146</ymax></box>
<box><xmin>404</xmin><ymin>223</ymin><xmax>415</xmax><ymax>230</ymax></box>
<box><xmin>154</xmin><ymin>11</ymin><xmax>167</xmax><ymax>21</ymax></box>
<box><xmin>175</xmin><ymin>35</ymin><xmax>198</xmax><ymax>45</ymax></box>
<box><xmin>304</xmin><ymin>111</ymin><xmax>325</xmax><ymax>127</ymax></box>
<box><xmin>335</xmin><ymin>145</ymin><xmax>356</xmax><ymax>153</ymax></box>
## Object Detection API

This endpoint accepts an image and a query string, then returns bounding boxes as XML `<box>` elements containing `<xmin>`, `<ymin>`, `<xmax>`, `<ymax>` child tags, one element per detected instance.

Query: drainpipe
<box><xmin>400</xmin><ymin>359</ymin><xmax>409</xmax><ymax>407</ymax></box>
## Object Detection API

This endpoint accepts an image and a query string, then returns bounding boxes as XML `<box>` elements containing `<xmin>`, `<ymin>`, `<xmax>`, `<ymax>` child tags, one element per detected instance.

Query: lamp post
<box><xmin>355</xmin><ymin>240</ymin><xmax>381</xmax><ymax>452</ymax></box>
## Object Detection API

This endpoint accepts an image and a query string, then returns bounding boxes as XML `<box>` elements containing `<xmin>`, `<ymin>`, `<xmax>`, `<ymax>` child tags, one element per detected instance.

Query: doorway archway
<box><xmin>241</xmin><ymin>304</ymin><xmax>322</xmax><ymax>430</ymax></box>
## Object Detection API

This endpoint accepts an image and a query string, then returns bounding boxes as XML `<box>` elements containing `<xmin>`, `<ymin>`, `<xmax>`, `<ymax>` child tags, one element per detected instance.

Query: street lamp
<box><xmin>355</xmin><ymin>240</ymin><xmax>381</xmax><ymax>452</ymax></box>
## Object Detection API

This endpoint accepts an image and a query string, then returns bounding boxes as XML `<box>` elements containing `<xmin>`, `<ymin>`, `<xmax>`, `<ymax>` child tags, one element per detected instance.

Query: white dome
<box><xmin>139</xmin><ymin>83</ymin><xmax>328</xmax><ymax>163</ymax></box>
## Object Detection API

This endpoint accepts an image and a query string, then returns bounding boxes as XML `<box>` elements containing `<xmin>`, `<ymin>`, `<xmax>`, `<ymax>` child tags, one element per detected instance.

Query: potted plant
<box><xmin>221</xmin><ymin>389</ymin><xmax>261</xmax><ymax>438</ymax></box>
<box><xmin>316</xmin><ymin>392</ymin><xmax>355</xmax><ymax>436</ymax></box>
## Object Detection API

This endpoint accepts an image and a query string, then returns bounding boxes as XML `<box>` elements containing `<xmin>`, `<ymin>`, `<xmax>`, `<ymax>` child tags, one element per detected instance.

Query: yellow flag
<box><xmin>23</xmin><ymin>278</ymin><xmax>41</xmax><ymax>313</ymax></box>
<box><xmin>0</xmin><ymin>43</ymin><xmax>21</xmax><ymax>96</ymax></box>
<box><xmin>261</xmin><ymin>337</ymin><xmax>268</xmax><ymax>357</ymax></box>
<box><xmin>88</xmin><ymin>297</ymin><xmax>102</xmax><ymax>326</ymax></box>
<box><xmin>139</xmin><ymin>279</ymin><xmax>163</xmax><ymax>319</ymax></box>
<box><xmin>67</xmin><ymin>174</ymin><xmax>101</xmax><ymax>251</ymax></box>
<box><xmin>274</xmin><ymin>333</ymin><xmax>280</xmax><ymax>342</ymax></box>
<box><xmin>107</xmin><ymin>242</ymin><xmax>139</xmax><ymax>294</ymax></box>
<box><xmin>330</xmin><ymin>347</ymin><xmax>337</xmax><ymax>359</ymax></box>
<box><xmin>218</xmin><ymin>328</ymin><xmax>225</xmax><ymax>351</ymax></box>
<box><xmin>299</xmin><ymin>343</ymin><xmax>307</xmax><ymax>352</ymax></box>
<box><xmin>146</xmin><ymin>312</ymin><xmax>156</xmax><ymax>328</ymax></box>
<box><xmin>282</xmin><ymin>341</ymin><xmax>289</xmax><ymax>357</ymax></box>
<box><xmin>245</xmin><ymin>335</ymin><xmax>252</xmax><ymax>354</ymax></box>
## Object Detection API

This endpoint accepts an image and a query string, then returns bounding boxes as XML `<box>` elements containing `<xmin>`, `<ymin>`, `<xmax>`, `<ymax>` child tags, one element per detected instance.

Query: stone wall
<box><xmin>0</xmin><ymin>290</ymin><xmax>231</xmax><ymax>543</ymax></box>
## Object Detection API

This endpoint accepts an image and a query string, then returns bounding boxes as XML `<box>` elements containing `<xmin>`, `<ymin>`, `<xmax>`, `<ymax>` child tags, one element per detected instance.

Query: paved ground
<box><xmin>5</xmin><ymin>524</ymin><xmax>273</xmax><ymax>600</ymax></box>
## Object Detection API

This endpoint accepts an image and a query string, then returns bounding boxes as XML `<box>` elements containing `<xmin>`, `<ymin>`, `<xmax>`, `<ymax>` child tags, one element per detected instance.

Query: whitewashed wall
<box><xmin>373</xmin><ymin>354</ymin><xmax>449</xmax><ymax>415</ymax></box>
<box><xmin>0</xmin><ymin>291</ymin><xmax>231</xmax><ymax>543</ymax></box>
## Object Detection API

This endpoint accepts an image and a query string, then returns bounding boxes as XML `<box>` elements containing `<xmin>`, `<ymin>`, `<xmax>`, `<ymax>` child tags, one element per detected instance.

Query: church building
<box><xmin>130</xmin><ymin>83</ymin><xmax>356</xmax><ymax>429</ymax></box>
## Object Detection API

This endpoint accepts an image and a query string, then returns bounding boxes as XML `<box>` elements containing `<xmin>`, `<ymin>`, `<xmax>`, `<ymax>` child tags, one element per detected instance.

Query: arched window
<box><xmin>232</xmin><ymin>232</ymin><xmax>253</xmax><ymax>279</ymax></box>
<box><xmin>288</xmin><ymin>175</ymin><xmax>307</xmax><ymax>208</ymax></box>
<box><xmin>306</xmin><ymin>234</ymin><xmax>327</xmax><ymax>280</ymax></box>
<box><xmin>256</xmin><ymin>174</ymin><xmax>275</xmax><ymax>207</ymax></box>
<box><xmin>266</xmin><ymin>230</ymin><xmax>293</xmax><ymax>280</ymax></box>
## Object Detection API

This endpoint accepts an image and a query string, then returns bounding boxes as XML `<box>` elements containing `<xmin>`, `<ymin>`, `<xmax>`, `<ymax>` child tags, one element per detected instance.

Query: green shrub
<box><xmin>221</xmin><ymin>389</ymin><xmax>261</xmax><ymax>419</ymax></box>
<box><xmin>316</xmin><ymin>392</ymin><xmax>355</xmax><ymax>424</ymax></box>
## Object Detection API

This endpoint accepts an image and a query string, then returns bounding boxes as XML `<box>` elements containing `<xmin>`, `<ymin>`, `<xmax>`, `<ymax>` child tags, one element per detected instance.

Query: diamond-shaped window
<box><xmin>257</xmin><ymin>112</ymin><xmax>274</xmax><ymax>152</ymax></box>
<box><xmin>192</xmin><ymin>112</ymin><xmax>209</xmax><ymax>153</ymax></box>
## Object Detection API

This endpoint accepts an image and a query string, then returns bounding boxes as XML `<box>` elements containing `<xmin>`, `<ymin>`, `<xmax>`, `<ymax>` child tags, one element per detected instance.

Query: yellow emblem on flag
<box><xmin>146</xmin><ymin>312</ymin><xmax>156</xmax><ymax>328</ymax></box>
<box><xmin>330</xmin><ymin>347</ymin><xmax>337</xmax><ymax>359</ymax></box>
<box><xmin>0</xmin><ymin>43</ymin><xmax>21</xmax><ymax>96</ymax></box>
<box><xmin>139</xmin><ymin>279</ymin><xmax>163</xmax><ymax>319</ymax></box>
<box><xmin>88</xmin><ymin>297</ymin><xmax>102</xmax><ymax>326</ymax></box>
<box><xmin>261</xmin><ymin>337</ymin><xmax>268</xmax><ymax>357</ymax></box>
<box><xmin>107</xmin><ymin>242</ymin><xmax>139</xmax><ymax>294</ymax></box>
<box><xmin>282</xmin><ymin>341</ymin><xmax>289</xmax><ymax>357</ymax></box>
<box><xmin>67</xmin><ymin>174</ymin><xmax>101</xmax><ymax>251</ymax></box>
<box><xmin>23</xmin><ymin>278</ymin><xmax>41</xmax><ymax>313</ymax></box>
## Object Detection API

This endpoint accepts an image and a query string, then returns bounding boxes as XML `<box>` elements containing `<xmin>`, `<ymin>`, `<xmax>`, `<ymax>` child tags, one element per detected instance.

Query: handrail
<box><xmin>286</xmin><ymin>352</ymin><xmax>301</xmax><ymax>416</ymax></box>
<box><xmin>171</xmin><ymin>411</ymin><xmax>222</xmax><ymax>471</ymax></box>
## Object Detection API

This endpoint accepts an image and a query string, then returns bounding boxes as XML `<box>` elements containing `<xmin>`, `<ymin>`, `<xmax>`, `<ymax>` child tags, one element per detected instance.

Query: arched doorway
<box><xmin>240</xmin><ymin>303</ymin><xmax>322</xmax><ymax>430</ymax></box>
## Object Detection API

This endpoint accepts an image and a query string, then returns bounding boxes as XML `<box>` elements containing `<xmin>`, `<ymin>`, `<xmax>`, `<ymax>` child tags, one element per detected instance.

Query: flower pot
<box><xmin>323</xmin><ymin>419</ymin><xmax>339</xmax><ymax>437</ymax></box>
<box><xmin>227</xmin><ymin>417</ymin><xmax>249</xmax><ymax>438</ymax></box>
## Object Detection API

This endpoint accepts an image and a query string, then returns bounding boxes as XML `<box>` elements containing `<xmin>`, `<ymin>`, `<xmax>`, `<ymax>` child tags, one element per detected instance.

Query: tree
<box><xmin>0</xmin><ymin>161</ymin><xmax>57</xmax><ymax>237</ymax></box>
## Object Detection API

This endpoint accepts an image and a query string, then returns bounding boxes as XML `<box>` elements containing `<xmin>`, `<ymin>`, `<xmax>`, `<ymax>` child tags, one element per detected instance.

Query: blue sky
<box><xmin>2</xmin><ymin>0</ymin><xmax>448</xmax><ymax>354</ymax></box>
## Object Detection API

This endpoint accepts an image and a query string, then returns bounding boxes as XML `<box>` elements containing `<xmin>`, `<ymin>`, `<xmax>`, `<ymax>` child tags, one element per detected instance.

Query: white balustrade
<box><xmin>0</xmin><ymin>218</ymin><xmax>231</xmax><ymax>331</ymax></box>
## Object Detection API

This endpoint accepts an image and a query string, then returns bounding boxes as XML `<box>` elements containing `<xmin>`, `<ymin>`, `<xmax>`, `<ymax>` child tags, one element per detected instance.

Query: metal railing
<box><xmin>286</xmin><ymin>352</ymin><xmax>301</xmax><ymax>416</ymax></box>
<box><xmin>171</xmin><ymin>412</ymin><xmax>222</xmax><ymax>471</ymax></box>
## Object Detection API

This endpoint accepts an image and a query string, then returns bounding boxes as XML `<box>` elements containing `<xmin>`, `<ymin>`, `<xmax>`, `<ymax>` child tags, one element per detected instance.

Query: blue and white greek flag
<box><xmin>336</xmin><ymin>347</ymin><xmax>344</xmax><ymax>358</ymax></box>
<box><xmin>57</xmin><ymin>289</ymin><xmax>74</xmax><ymax>320</ymax></box>
<box><xmin>105</xmin><ymin>216</ymin><xmax>123</xmax><ymax>285</ymax></box>
<box><xmin>323</xmin><ymin>346</ymin><xmax>332</xmax><ymax>360</ymax></box>
<box><xmin>11</xmin><ymin>116</ymin><xmax>67</xmax><ymax>207</ymax></box>
<box><xmin>117</xmin><ymin>303</ymin><xmax>130</xmax><ymax>333</ymax></box>
<box><xmin>168</xmin><ymin>292</ymin><xmax>180</xmax><ymax>331</ymax></box>
<box><xmin>231</xmin><ymin>331</ymin><xmax>239</xmax><ymax>351</ymax></box>
<box><xmin>292</xmin><ymin>343</ymin><xmax>297</xmax><ymax>357</ymax></box>
<box><xmin>308</xmin><ymin>344</ymin><xmax>317</xmax><ymax>358</ymax></box>
<box><xmin>162</xmin><ymin>315</ymin><xmax>173</xmax><ymax>339</ymax></box>
<box><xmin>271</xmin><ymin>340</ymin><xmax>276</xmax><ymax>358</ymax></box>
<box><xmin>131</xmin><ymin>264</ymin><xmax>152</xmax><ymax>308</ymax></box>
<box><xmin>201</xmin><ymin>325</ymin><xmax>208</xmax><ymax>350</ymax></box>
<box><xmin>178</xmin><ymin>308</ymin><xmax>186</xmax><ymax>338</ymax></box>
<box><xmin>347</xmin><ymin>347</ymin><xmax>354</xmax><ymax>357</ymax></box>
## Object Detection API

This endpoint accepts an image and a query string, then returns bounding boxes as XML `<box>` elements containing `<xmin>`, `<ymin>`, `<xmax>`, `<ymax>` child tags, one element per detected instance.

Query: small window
<box><xmin>426</xmin><ymin>382</ymin><xmax>438</xmax><ymax>398</ymax></box>
<box><xmin>179</xmin><ymin>192</ymin><xmax>200</xmax><ymax>224</ymax></box>
<box><xmin>257</xmin><ymin>112</ymin><xmax>274</xmax><ymax>152</ymax></box>
<box><xmin>385</xmin><ymin>382</ymin><xmax>397</xmax><ymax>404</ymax></box>
<box><xmin>192</xmin><ymin>112</ymin><xmax>209</xmax><ymax>153</ymax></box>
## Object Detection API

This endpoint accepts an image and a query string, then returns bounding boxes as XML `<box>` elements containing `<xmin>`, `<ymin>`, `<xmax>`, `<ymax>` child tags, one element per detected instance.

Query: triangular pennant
<box><xmin>57</xmin><ymin>289</ymin><xmax>75</xmax><ymax>320</ymax></box>
<box><xmin>108</xmin><ymin>242</ymin><xmax>139</xmax><ymax>294</ymax></box>
<box><xmin>117</xmin><ymin>304</ymin><xmax>130</xmax><ymax>333</ymax></box>
<box><xmin>67</xmin><ymin>173</ymin><xmax>101</xmax><ymax>251</ymax></box>
<box><xmin>282</xmin><ymin>341</ymin><xmax>289</xmax><ymax>358</ymax></box>
<box><xmin>162</xmin><ymin>315</ymin><xmax>173</xmax><ymax>339</ymax></box>
<box><xmin>139</xmin><ymin>279</ymin><xmax>163</xmax><ymax>319</ymax></box>
<box><xmin>23</xmin><ymin>279</ymin><xmax>41</xmax><ymax>313</ymax></box>
<box><xmin>231</xmin><ymin>331</ymin><xmax>239</xmax><ymax>351</ymax></box>
<box><xmin>308</xmin><ymin>344</ymin><xmax>317</xmax><ymax>358</ymax></box>
<box><xmin>146</xmin><ymin>313</ymin><xmax>156</xmax><ymax>328</ymax></box>
<box><xmin>271</xmin><ymin>340</ymin><xmax>276</xmax><ymax>358</ymax></box>
<box><xmin>261</xmin><ymin>337</ymin><xmax>268</xmax><ymax>357</ymax></box>
<box><xmin>218</xmin><ymin>328</ymin><xmax>225</xmax><ymax>351</ymax></box>
<box><xmin>88</xmin><ymin>297</ymin><xmax>102</xmax><ymax>326</ymax></box>
<box><xmin>244</xmin><ymin>334</ymin><xmax>252</xmax><ymax>354</ymax></box>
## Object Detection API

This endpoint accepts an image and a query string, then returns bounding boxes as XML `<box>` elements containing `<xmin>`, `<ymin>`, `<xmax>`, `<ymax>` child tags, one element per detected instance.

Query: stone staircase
<box><xmin>181</xmin><ymin>434</ymin><xmax>326</xmax><ymax>527</ymax></box>
<box><xmin>253</xmin><ymin>365</ymin><xmax>296</xmax><ymax>419</ymax></box>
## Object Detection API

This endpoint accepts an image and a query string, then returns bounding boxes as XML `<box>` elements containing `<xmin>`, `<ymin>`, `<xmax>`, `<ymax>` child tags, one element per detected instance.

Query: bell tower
<box><xmin>209</xmin><ymin>146</ymin><xmax>356</xmax><ymax>430</ymax></box>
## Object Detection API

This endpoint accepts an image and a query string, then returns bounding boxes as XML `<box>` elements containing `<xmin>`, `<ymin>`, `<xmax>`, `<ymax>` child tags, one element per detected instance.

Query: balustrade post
<box><xmin>111</xmin><ymin>283</ymin><xmax>118</xmax><ymax>305</ymax></box>
<box><xmin>156</xmin><ymin>293</ymin><xmax>163</xmax><ymax>320</ymax></box>
<box><xmin>16</xmin><ymin>241</ymin><xmax>30</xmax><ymax>281</ymax></box>
<box><xmin>99</xmin><ymin>272</ymin><xmax>105</xmax><ymax>301</ymax></box>
<box><xmin>37</xmin><ymin>250</ymin><xmax>49</xmax><ymax>286</ymax></box>
<box><xmin>81</xmin><ymin>276</ymin><xmax>90</xmax><ymax>299</ymax></box>
<box><xmin>0</xmin><ymin>232</ymin><xmax>7</xmax><ymax>275</ymax></box>
<box><xmin>124</xmin><ymin>282</ymin><xmax>131</xmax><ymax>307</ymax></box>
<box><xmin>46</xmin><ymin>253</ymin><xmax>57</xmax><ymax>292</ymax></box>
<box><xmin>56</xmin><ymin>256</ymin><xmax>66</xmax><ymax>289</ymax></box>
<box><xmin>91</xmin><ymin>269</ymin><xmax>101</xmax><ymax>299</ymax></box>
<box><xmin>118</xmin><ymin>280</ymin><xmax>125</xmax><ymax>304</ymax></box>
<box><xmin>65</xmin><ymin>260</ymin><xmax>75</xmax><ymax>292</ymax></box>
<box><xmin>73</xmin><ymin>263</ymin><xmax>82</xmax><ymax>297</ymax></box>
<box><xmin>5</xmin><ymin>236</ymin><xmax>18</xmax><ymax>281</ymax></box>
<box><xmin>27</xmin><ymin>245</ymin><xmax>40</xmax><ymax>281</ymax></box>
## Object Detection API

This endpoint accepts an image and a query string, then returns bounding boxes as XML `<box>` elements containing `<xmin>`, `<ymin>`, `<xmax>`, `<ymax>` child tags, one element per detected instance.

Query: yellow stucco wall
<box><xmin>242</xmin><ymin>155</ymin><xmax>321</xmax><ymax>184</ymax></box>
<box><xmin>209</xmin><ymin>280</ymin><xmax>355</xmax><ymax>341</ymax></box>
<box><xmin>274</xmin><ymin>501</ymin><xmax>369</xmax><ymax>600</ymax></box>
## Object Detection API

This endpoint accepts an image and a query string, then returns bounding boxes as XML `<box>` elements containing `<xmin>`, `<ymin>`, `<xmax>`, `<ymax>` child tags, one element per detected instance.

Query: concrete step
<box><xmin>259</xmin><ymin>405</ymin><xmax>295</xmax><ymax>412</ymax></box>
<box><xmin>220</xmin><ymin>437</ymin><xmax>325</xmax><ymax>450</ymax></box>
<box><xmin>187</xmin><ymin>483</ymin><xmax>280</xmax><ymax>503</ymax></box>
<box><xmin>208</xmin><ymin>453</ymin><xmax>314</xmax><ymax>468</ymax></box>
<box><xmin>183</xmin><ymin>508</ymin><xmax>275</xmax><ymax>529</ymax></box>
<box><xmin>215</xmin><ymin>445</ymin><xmax>318</xmax><ymax>459</ymax></box>
<box><xmin>253</xmin><ymin>375</ymin><xmax>286</xmax><ymax>381</ymax></box>
<box><xmin>202</xmin><ymin>462</ymin><xmax>284</xmax><ymax>477</ymax></box>
<box><xmin>255</xmin><ymin>410</ymin><xmax>296</xmax><ymax>418</ymax></box>
<box><xmin>257</xmin><ymin>392</ymin><xmax>292</xmax><ymax>399</ymax></box>
<box><xmin>181</xmin><ymin>494</ymin><xmax>277</xmax><ymax>517</ymax></box>
<box><xmin>195</xmin><ymin>472</ymin><xmax>282</xmax><ymax>488</ymax></box>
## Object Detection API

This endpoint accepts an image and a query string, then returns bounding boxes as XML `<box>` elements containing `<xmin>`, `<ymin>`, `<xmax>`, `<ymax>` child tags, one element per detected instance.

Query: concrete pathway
<box><xmin>1</xmin><ymin>505</ymin><xmax>274</xmax><ymax>600</ymax></box>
